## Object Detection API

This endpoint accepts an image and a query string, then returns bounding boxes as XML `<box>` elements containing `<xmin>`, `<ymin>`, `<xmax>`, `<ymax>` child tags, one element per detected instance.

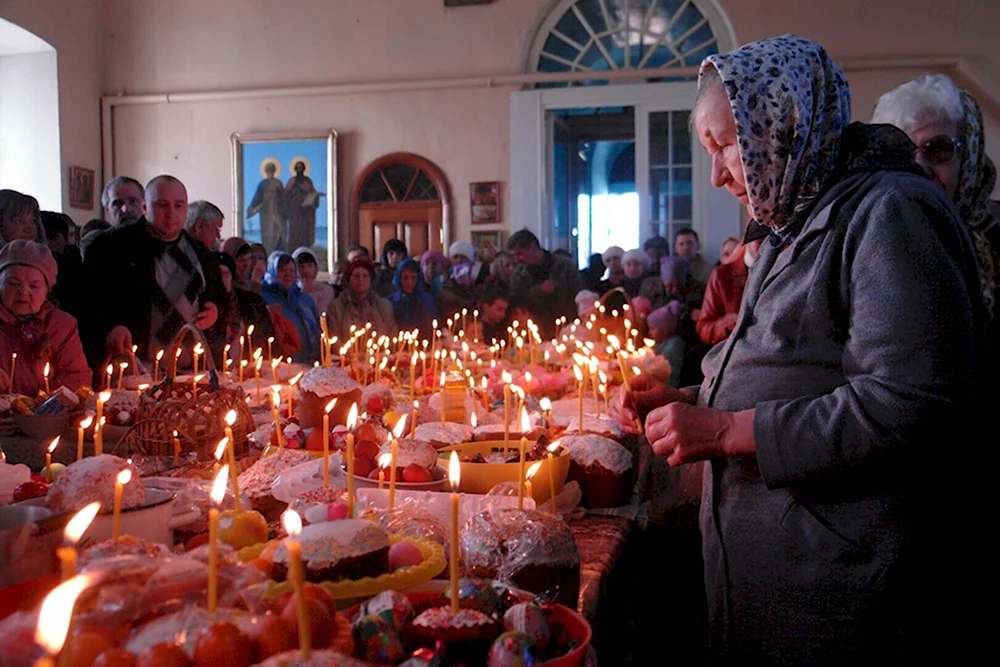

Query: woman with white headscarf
<box><xmin>610</xmin><ymin>35</ymin><xmax>982</xmax><ymax>662</ymax></box>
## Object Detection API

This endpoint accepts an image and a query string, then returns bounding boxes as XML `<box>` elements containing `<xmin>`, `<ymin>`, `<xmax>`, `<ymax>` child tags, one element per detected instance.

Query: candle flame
<box><xmin>632</xmin><ymin>366</ymin><xmax>641</xmax><ymax>377</ymax></box>
<box><xmin>80</xmin><ymin>416</ymin><xmax>93</xmax><ymax>429</ymax></box>
<box><xmin>346</xmin><ymin>403</ymin><xmax>358</xmax><ymax>430</ymax></box>
<box><xmin>268</xmin><ymin>336</ymin><xmax>275</xmax><ymax>344</ymax></box>
<box><xmin>225</xmin><ymin>409</ymin><xmax>237</xmax><ymax>426</ymax></box>
<box><xmin>105</xmin><ymin>364</ymin><xmax>114</xmax><ymax>375</ymax></box>
<box><xmin>448</xmin><ymin>450</ymin><xmax>461</xmax><ymax>490</ymax></box>
<box><xmin>392</xmin><ymin>414</ymin><xmax>408</xmax><ymax>439</ymax></box>
<box><xmin>470</xmin><ymin>412</ymin><xmax>478</xmax><ymax>428</ymax></box>
<box><xmin>247</xmin><ymin>324</ymin><xmax>255</xmax><ymax>336</ymax></box>
<box><xmin>98</xmin><ymin>390</ymin><xmax>112</xmax><ymax>402</ymax></box>
<box><xmin>607</xmin><ymin>334</ymin><xmax>621</xmax><ymax>351</ymax></box>
<box><xmin>289</xmin><ymin>372</ymin><xmax>304</xmax><ymax>386</ymax></box>
<box><xmin>519</xmin><ymin>406</ymin><xmax>531</xmax><ymax>432</ymax></box>
<box><xmin>378</xmin><ymin>452</ymin><xmax>392</xmax><ymax>468</ymax></box>
<box><xmin>282</xmin><ymin>509</ymin><xmax>302</xmax><ymax>537</ymax></box>
<box><xmin>47</xmin><ymin>436</ymin><xmax>60</xmax><ymax>454</ymax></box>
<box><xmin>253</xmin><ymin>347</ymin><xmax>262</xmax><ymax>360</ymax></box>
<box><xmin>64</xmin><ymin>501</ymin><xmax>101</xmax><ymax>544</ymax></box>
<box><xmin>43</xmin><ymin>362</ymin><xmax>50</xmax><ymax>378</ymax></box>
<box><xmin>547</xmin><ymin>441</ymin><xmax>561</xmax><ymax>454</ymax></box>
<box><xmin>540</xmin><ymin>397</ymin><xmax>551</xmax><ymax>410</ymax></box>
<box><xmin>176</xmin><ymin>348</ymin><xmax>183</xmax><ymax>358</ymax></box>
<box><xmin>526</xmin><ymin>461</ymin><xmax>543</xmax><ymax>480</ymax></box>
<box><xmin>138</xmin><ymin>383</ymin><xmax>149</xmax><ymax>391</ymax></box>
<box><xmin>271</xmin><ymin>386</ymin><xmax>281</xmax><ymax>408</ymax></box>
<box><xmin>116</xmin><ymin>469</ymin><xmax>132</xmax><ymax>485</ymax></box>
<box><xmin>35</xmin><ymin>573</ymin><xmax>96</xmax><ymax>655</ymax></box>
<box><xmin>573</xmin><ymin>366</ymin><xmax>583</xmax><ymax>382</ymax></box>
<box><xmin>210</xmin><ymin>464</ymin><xmax>229</xmax><ymax>504</ymax></box>
<box><xmin>324</xmin><ymin>398</ymin><xmax>338</xmax><ymax>414</ymax></box>
<box><xmin>214</xmin><ymin>437</ymin><xmax>228</xmax><ymax>461</ymax></box>
<box><xmin>524</xmin><ymin>371</ymin><xmax>532</xmax><ymax>383</ymax></box>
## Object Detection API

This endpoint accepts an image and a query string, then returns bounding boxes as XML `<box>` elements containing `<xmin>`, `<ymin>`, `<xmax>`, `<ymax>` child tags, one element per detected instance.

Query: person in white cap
<box><xmin>0</xmin><ymin>240</ymin><xmax>91</xmax><ymax>395</ymax></box>
<box><xmin>448</xmin><ymin>240</ymin><xmax>488</xmax><ymax>287</ymax></box>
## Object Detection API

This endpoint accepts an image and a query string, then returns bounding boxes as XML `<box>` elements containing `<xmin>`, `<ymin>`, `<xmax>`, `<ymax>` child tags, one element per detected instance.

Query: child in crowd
<box><xmin>388</xmin><ymin>259</ymin><xmax>438</xmax><ymax>339</ymax></box>
<box><xmin>646</xmin><ymin>300</ymin><xmax>685</xmax><ymax>388</ymax></box>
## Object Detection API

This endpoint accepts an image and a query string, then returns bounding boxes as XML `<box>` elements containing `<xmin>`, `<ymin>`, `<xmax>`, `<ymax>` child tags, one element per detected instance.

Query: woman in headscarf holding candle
<box><xmin>610</xmin><ymin>35</ymin><xmax>983</xmax><ymax>662</ymax></box>
<box><xmin>260</xmin><ymin>251</ymin><xmax>321</xmax><ymax>364</ymax></box>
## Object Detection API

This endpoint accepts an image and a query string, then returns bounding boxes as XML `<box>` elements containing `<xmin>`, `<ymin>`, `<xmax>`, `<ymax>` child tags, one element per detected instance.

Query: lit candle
<box><xmin>271</xmin><ymin>357</ymin><xmax>280</xmax><ymax>385</ymax></box>
<box><xmin>346</xmin><ymin>404</ymin><xmax>358</xmax><ymax>518</ymax></box>
<box><xmin>574</xmin><ymin>366</ymin><xmax>584</xmax><ymax>435</ymax></box>
<box><xmin>254</xmin><ymin>355</ymin><xmax>263</xmax><ymax>405</ymax></box>
<box><xmin>439</xmin><ymin>371</ymin><xmax>447</xmax><ymax>425</ymax></box>
<box><xmin>9</xmin><ymin>352</ymin><xmax>15</xmax><ymax>388</ymax></box>
<box><xmin>223</xmin><ymin>410</ymin><xmax>242</xmax><ymax>511</ymax></box>
<box><xmin>410</xmin><ymin>400</ymin><xmax>418</xmax><ymax>438</ymax></box>
<box><xmin>448</xmin><ymin>451</ymin><xmax>461</xmax><ymax>613</ymax></box>
<box><xmin>208</xmin><ymin>464</ymin><xmax>228</xmax><ymax>613</ymax></box>
<box><xmin>281</xmin><ymin>510</ymin><xmax>312</xmax><ymax>658</ymax></box>
<box><xmin>105</xmin><ymin>364</ymin><xmax>113</xmax><ymax>391</ymax></box>
<box><xmin>287</xmin><ymin>372</ymin><xmax>304</xmax><ymax>419</ymax></box>
<box><xmin>214</xmin><ymin>437</ymin><xmax>228</xmax><ymax>474</ymax></box>
<box><xmin>76</xmin><ymin>416</ymin><xmax>92</xmax><ymax>461</ymax></box>
<box><xmin>539</xmin><ymin>397</ymin><xmax>552</xmax><ymax>431</ymax></box>
<box><xmin>319</xmin><ymin>317</ymin><xmax>329</xmax><ymax>366</ymax></box>
<box><xmin>547</xmin><ymin>442</ymin><xmax>560</xmax><ymax>514</ymax></box>
<box><xmin>502</xmin><ymin>372</ymin><xmax>512</xmax><ymax>453</ymax></box>
<box><xmin>481</xmin><ymin>376</ymin><xmax>489</xmax><ymax>411</ymax></box>
<box><xmin>462</xmin><ymin>307</ymin><xmax>468</xmax><ymax>333</ymax></box>
<box><xmin>193</xmin><ymin>343</ymin><xmax>203</xmax><ymax>376</ymax></box>
<box><xmin>43</xmin><ymin>362</ymin><xmax>50</xmax><ymax>394</ymax></box>
<box><xmin>116</xmin><ymin>361</ymin><xmax>127</xmax><ymax>389</ymax></box>
<box><xmin>389</xmin><ymin>415</ymin><xmax>406</xmax><ymax>510</ymax></box>
<box><xmin>430</xmin><ymin>320</ymin><xmax>438</xmax><ymax>368</ymax></box>
<box><xmin>245</xmin><ymin>324</ymin><xmax>255</xmax><ymax>364</ymax></box>
<box><xmin>526</xmin><ymin>461</ymin><xmax>542</xmax><ymax>506</ymax></box>
<box><xmin>267</xmin><ymin>336</ymin><xmax>274</xmax><ymax>366</ymax></box>
<box><xmin>172</xmin><ymin>430</ymin><xmax>181</xmax><ymax>465</ymax></box>
<box><xmin>472</xmin><ymin>309</ymin><xmax>479</xmax><ymax>339</ymax></box>
<box><xmin>518</xmin><ymin>407</ymin><xmax>530</xmax><ymax>510</ymax></box>
<box><xmin>94</xmin><ymin>391</ymin><xmax>110</xmax><ymax>456</ymax></box>
<box><xmin>410</xmin><ymin>354</ymin><xmax>417</xmax><ymax>402</ymax></box>
<box><xmin>112</xmin><ymin>468</ymin><xmax>132</xmax><ymax>543</ymax></box>
<box><xmin>420</xmin><ymin>349</ymin><xmax>427</xmax><ymax>380</ymax></box>
<box><xmin>153</xmin><ymin>349</ymin><xmax>164</xmax><ymax>382</ymax></box>
<box><xmin>45</xmin><ymin>436</ymin><xmax>59</xmax><ymax>483</ymax></box>
<box><xmin>34</xmin><ymin>573</ymin><xmax>96</xmax><ymax>667</ymax></box>
<box><xmin>271</xmin><ymin>386</ymin><xmax>285</xmax><ymax>453</ymax></box>
<box><xmin>193</xmin><ymin>373</ymin><xmax>204</xmax><ymax>400</ymax></box>
<box><xmin>322</xmin><ymin>399</ymin><xmax>337</xmax><ymax>488</ymax></box>
<box><xmin>378</xmin><ymin>453</ymin><xmax>390</xmax><ymax>489</ymax></box>
<box><xmin>58</xmin><ymin>502</ymin><xmax>99</xmax><ymax>582</ymax></box>
<box><xmin>136</xmin><ymin>383</ymin><xmax>148</xmax><ymax>401</ymax></box>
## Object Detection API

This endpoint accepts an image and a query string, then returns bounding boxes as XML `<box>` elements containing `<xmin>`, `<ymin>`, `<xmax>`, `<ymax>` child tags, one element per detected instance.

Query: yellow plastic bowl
<box><xmin>436</xmin><ymin>441</ymin><xmax>570</xmax><ymax>505</ymax></box>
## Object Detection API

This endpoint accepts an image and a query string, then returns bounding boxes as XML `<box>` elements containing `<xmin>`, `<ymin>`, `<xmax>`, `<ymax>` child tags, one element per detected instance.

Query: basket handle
<box><xmin>164</xmin><ymin>323</ymin><xmax>217</xmax><ymax>381</ymax></box>
<box><xmin>598</xmin><ymin>286</ymin><xmax>635</xmax><ymax>310</ymax></box>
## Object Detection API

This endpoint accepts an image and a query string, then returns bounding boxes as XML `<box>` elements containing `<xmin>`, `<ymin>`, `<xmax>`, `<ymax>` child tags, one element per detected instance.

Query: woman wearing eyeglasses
<box><xmin>873</xmin><ymin>74</ymin><xmax>1000</xmax><ymax>331</ymax></box>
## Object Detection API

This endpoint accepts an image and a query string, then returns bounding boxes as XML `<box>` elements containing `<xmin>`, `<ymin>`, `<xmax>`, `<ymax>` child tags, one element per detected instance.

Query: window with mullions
<box><xmin>534</xmin><ymin>0</ymin><xmax>718</xmax><ymax>86</ymax></box>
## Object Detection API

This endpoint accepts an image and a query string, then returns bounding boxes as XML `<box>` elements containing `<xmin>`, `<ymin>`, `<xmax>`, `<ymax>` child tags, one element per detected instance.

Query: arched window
<box><xmin>524</xmin><ymin>0</ymin><xmax>730</xmax><ymax>86</ymax></box>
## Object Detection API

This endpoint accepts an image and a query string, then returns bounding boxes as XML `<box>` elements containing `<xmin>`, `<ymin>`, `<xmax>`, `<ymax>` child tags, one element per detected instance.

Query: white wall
<box><xmin>0</xmin><ymin>50</ymin><xmax>61</xmax><ymax>210</ymax></box>
<box><xmin>0</xmin><ymin>0</ymin><xmax>104</xmax><ymax>224</ymax></box>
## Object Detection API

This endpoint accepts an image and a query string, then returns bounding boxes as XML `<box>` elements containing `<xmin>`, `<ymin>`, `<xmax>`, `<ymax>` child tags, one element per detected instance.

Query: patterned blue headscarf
<box><xmin>700</xmin><ymin>35</ymin><xmax>851</xmax><ymax>242</ymax></box>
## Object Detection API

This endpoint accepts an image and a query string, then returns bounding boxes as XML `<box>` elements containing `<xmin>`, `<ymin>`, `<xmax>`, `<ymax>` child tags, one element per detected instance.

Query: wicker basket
<box><xmin>119</xmin><ymin>324</ymin><xmax>255</xmax><ymax>460</ymax></box>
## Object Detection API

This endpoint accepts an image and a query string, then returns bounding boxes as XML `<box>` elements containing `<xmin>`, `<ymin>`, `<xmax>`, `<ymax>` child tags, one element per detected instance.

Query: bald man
<box><xmin>82</xmin><ymin>175</ymin><xmax>219</xmax><ymax>366</ymax></box>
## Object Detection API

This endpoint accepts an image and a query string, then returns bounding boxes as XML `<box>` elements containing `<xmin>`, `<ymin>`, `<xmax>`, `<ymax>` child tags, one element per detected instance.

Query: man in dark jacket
<box><xmin>83</xmin><ymin>175</ymin><xmax>219</xmax><ymax>367</ymax></box>
<box><xmin>506</xmin><ymin>229</ymin><xmax>583</xmax><ymax>338</ymax></box>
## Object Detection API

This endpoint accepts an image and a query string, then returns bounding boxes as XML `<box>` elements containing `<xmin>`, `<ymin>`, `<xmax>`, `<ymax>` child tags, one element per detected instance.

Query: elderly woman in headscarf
<box><xmin>419</xmin><ymin>250</ymin><xmax>449</xmax><ymax>298</ymax></box>
<box><xmin>872</xmin><ymin>74</ymin><xmax>1000</xmax><ymax>365</ymax></box>
<box><xmin>220</xmin><ymin>237</ymin><xmax>262</xmax><ymax>294</ymax></box>
<box><xmin>0</xmin><ymin>241</ymin><xmax>90</xmax><ymax>395</ymax></box>
<box><xmin>388</xmin><ymin>258</ymin><xmax>437</xmax><ymax>340</ymax></box>
<box><xmin>487</xmin><ymin>251</ymin><xmax>515</xmax><ymax>291</ymax></box>
<box><xmin>0</xmin><ymin>190</ymin><xmax>45</xmax><ymax>247</ymax></box>
<box><xmin>609</xmin><ymin>36</ymin><xmax>981</xmax><ymax>662</ymax></box>
<box><xmin>260</xmin><ymin>251</ymin><xmax>321</xmax><ymax>363</ymax></box>
<box><xmin>326</xmin><ymin>260</ymin><xmax>397</xmax><ymax>342</ymax></box>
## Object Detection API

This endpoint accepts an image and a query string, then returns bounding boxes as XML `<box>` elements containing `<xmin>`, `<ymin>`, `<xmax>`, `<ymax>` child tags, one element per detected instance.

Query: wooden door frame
<box><xmin>349</xmin><ymin>152</ymin><xmax>452</xmax><ymax>250</ymax></box>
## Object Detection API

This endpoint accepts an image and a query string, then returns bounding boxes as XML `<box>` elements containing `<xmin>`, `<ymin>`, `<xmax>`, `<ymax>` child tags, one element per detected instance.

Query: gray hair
<box><xmin>695</xmin><ymin>63</ymin><xmax>724</xmax><ymax>112</ymax></box>
<box><xmin>185</xmin><ymin>200</ymin><xmax>224</xmax><ymax>231</ymax></box>
<box><xmin>100</xmin><ymin>176</ymin><xmax>144</xmax><ymax>210</ymax></box>
<box><xmin>871</xmin><ymin>74</ymin><xmax>964</xmax><ymax>132</ymax></box>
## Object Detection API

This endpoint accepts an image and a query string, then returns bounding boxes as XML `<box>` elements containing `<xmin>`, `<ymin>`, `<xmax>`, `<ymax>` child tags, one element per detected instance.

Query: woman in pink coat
<box><xmin>0</xmin><ymin>240</ymin><xmax>91</xmax><ymax>396</ymax></box>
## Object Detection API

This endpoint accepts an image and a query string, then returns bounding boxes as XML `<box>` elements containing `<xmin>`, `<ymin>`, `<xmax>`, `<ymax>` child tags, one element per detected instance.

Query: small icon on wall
<box><xmin>69</xmin><ymin>166</ymin><xmax>95</xmax><ymax>210</ymax></box>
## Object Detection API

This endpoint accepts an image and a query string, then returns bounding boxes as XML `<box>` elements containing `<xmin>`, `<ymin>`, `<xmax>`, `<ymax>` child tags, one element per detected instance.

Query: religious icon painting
<box><xmin>231</xmin><ymin>130</ymin><xmax>339</xmax><ymax>273</ymax></box>
<box><xmin>68</xmin><ymin>166</ymin><xmax>95</xmax><ymax>210</ymax></box>
<box><xmin>470</xmin><ymin>181</ymin><xmax>501</xmax><ymax>224</ymax></box>
<box><xmin>471</xmin><ymin>230</ymin><xmax>503</xmax><ymax>261</ymax></box>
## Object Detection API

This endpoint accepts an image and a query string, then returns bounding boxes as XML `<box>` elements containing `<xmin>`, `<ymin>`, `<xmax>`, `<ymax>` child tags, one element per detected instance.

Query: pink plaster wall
<box><xmin>17</xmin><ymin>0</ymin><xmax>996</xmax><ymax>245</ymax></box>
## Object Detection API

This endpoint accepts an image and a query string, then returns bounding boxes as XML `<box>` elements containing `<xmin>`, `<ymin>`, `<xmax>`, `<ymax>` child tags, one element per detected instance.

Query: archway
<box><xmin>0</xmin><ymin>19</ymin><xmax>61</xmax><ymax>211</ymax></box>
<box><xmin>349</xmin><ymin>152</ymin><xmax>452</xmax><ymax>260</ymax></box>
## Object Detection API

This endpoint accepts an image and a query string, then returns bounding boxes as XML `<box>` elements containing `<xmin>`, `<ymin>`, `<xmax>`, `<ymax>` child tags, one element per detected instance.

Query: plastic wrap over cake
<box><xmin>460</xmin><ymin>508</ymin><xmax>580</xmax><ymax>607</ymax></box>
<box><xmin>373</xmin><ymin>503</ymin><xmax>448</xmax><ymax>547</ymax></box>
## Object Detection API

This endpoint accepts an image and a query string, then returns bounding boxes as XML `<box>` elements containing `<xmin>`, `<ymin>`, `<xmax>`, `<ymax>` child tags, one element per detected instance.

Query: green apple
<box><xmin>45</xmin><ymin>462</ymin><xmax>66</xmax><ymax>482</ymax></box>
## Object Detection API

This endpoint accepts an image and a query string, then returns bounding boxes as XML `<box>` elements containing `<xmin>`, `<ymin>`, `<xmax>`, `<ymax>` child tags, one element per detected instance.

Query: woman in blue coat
<box><xmin>388</xmin><ymin>258</ymin><xmax>438</xmax><ymax>340</ymax></box>
<box><xmin>260</xmin><ymin>251</ymin><xmax>320</xmax><ymax>363</ymax></box>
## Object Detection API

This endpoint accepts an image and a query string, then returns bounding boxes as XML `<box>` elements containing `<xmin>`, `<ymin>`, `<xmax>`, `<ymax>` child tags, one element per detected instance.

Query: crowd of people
<box><xmin>0</xmin><ymin>36</ymin><xmax>998</xmax><ymax>659</ymax></box>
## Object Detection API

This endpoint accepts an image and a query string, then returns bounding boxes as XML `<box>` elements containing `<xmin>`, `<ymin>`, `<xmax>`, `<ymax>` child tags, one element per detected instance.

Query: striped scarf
<box><xmin>149</xmin><ymin>234</ymin><xmax>205</xmax><ymax>348</ymax></box>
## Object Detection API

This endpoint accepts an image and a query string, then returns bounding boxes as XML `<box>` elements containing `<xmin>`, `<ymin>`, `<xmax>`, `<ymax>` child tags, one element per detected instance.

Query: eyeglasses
<box><xmin>913</xmin><ymin>135</ymin><xmax>964</xmax><ymax>166</ymax></box>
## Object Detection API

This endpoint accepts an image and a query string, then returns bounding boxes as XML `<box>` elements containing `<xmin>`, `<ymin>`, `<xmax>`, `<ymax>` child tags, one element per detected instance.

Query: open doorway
<box><xmin>0</xmin><ymin>19</ymin><xmax>61</xmax><ymax>210</ymax></box>
<box><xmin>550</xmin><ymin>106</ymin><xmax>639</xmax><ymax>269</ymax></box>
